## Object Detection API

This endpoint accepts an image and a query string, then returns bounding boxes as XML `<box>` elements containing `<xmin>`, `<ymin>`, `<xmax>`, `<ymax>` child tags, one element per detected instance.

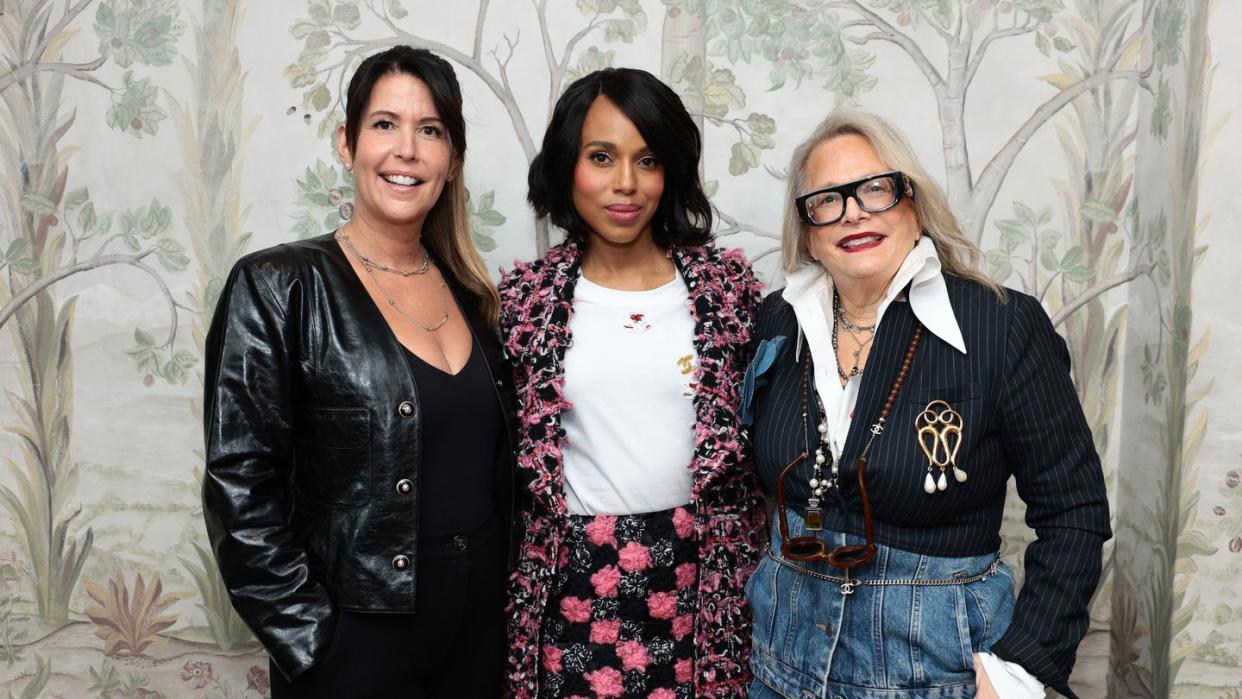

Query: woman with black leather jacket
<box><xmin>202</xmin><ymin>46</ymin><xmax>513</xmax><ymax>698</ymax></box>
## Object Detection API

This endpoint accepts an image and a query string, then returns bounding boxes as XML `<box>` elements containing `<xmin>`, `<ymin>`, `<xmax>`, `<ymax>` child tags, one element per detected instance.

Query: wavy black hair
<box><xmin>528</xmin><ymin>68</ymin><xmax>713</xmax><ymax>247</ymax></box>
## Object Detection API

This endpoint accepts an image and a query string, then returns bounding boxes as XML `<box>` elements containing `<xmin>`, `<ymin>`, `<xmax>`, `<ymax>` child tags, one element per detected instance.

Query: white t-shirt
<box><xmin>561</xmin><ymin>272</ymin><xmax>698</xmax><ymax>515</ymax></box>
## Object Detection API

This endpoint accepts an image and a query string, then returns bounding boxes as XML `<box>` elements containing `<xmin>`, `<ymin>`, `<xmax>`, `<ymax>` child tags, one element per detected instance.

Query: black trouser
<box><xmin>270</xmin><ymin>515</ymin><xmax>507</xmax><ymax>698</ymax></box>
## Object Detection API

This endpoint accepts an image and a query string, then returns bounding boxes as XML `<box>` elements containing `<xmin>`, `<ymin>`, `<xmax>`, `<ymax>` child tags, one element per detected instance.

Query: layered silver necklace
<box><xmin>336</xmin><ymin>229</ymin><xmax>449</xmax><ymax>332</ymax></box>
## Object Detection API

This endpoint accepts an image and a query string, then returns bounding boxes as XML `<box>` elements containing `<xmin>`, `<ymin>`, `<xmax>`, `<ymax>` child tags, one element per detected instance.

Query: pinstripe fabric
<box><xmin>747</xmin><ymin>275</ymin><xmax>1110</xmax><ymax>698</ymax></box>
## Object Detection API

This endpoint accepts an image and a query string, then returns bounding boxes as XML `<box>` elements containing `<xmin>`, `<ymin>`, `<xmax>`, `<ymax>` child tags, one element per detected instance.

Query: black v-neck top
<box><xmin>403</xmin><ymin>341</ymin><xmax>502</xmax><ymax>537</ymax></box>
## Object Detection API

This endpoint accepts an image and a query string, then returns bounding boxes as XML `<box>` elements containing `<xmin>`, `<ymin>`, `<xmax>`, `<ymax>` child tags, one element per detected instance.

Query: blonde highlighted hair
<box><xmin>423</xmin><ymin>174</ymin><xmax>500</xmax><ymax>327</ymax></box>
<box><xmin>780</xmin><ymin>108</ymin><xmax>1005</xmax><ymax>299</ymax></box>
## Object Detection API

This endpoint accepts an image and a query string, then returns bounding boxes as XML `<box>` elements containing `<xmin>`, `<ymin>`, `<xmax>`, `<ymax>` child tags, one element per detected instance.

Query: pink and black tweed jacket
<box><xmin>498</xmin><ymin>237</ymin><xmax>767</xmax><ymax>698</ymax></box>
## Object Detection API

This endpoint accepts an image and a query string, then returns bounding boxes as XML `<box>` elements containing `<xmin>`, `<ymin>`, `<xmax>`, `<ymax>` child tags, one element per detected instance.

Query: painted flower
<box><xmin>560</xmin><ymin>595</ymin><xmax>592</xmax><ymax>624</ymax></box>
<box><xmin>675</xmin><ymin>562</ymin><xmax>698</xmax><ymax>588</ymax></box>
<box><xmin>647</xmin><ymin>591</ymin><xmax>678</xmax><ymax>620</ymax></box>
<box><xmin>1227</xmin><ymin>470</ymin><xmax>1240</xmax><ymax>488</ymax></box>
<box><xmin>672</xmin><ymin>613</ymin><xmax>694</xmax><ymax>641</ymax></box>
<box><xmin>590</xmin><ymin>619</ymin><xmax>621</xmax><ymax>644</ymax></box>
<box><xmin>618</xmin><ymin>542</ymin><xmax>652</xmax><ymax>572</ymax></box>
<box><xmin>591</xmin><ymin>565</ymin><xmax>622</xmax><ymax>598</ymax></box>
<box><xmin>1231</xmin><ymin>537</ymin><xmax>1242</xmax><ymax>554</ymax></box>
<box><xmin>586</xmin><ymin>516</ymin><xmax>618</xmax><ymax>547</ymax></box>
<box><xmin>584</xmin><ymin>667</ymin><xmax>625</xmax><ymax>698</ymax></box>
<box><xmin>1214</xmin><ymin>506</ymin><xmax>1226</xmax><ymax>516</ymax></box>
<box><xmin>542</xmin><ymin>643</ymin><xmax>563</xmax><ymax>673</ymax></box>
<box><xmin>649</xmin><ymin>690</ymin><xmax>676</xmax><ymax>699</ymax></box>
<box><xmin>180</xmin><ymin>660</ymin><xmax>214</xmax><ymax>689</ymax></box>
<box><xmin>672</xmin><ymin>508</ymin><xmax>694</xmax><ymax>539</ymax></box>
<box><xmin>246</xmin><ymin>665</ymin><xmax>269</xmax><ymax>694</ymax></box>
<box><xmin>674</xmin><ymin>657</ymin><xmax>694</xmax><ymax>684</ymax></box>
<box><xmin>616</xmin><ymin>639</ymin><xmax>652</xmax><ymax>672</ymax></box>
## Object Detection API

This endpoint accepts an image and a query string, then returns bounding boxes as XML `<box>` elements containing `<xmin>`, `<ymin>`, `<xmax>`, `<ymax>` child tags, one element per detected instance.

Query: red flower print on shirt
<box><xmin>623</xmin><ymin>312</ymin><xmax>651</xmax><ymax>333</ymax></box>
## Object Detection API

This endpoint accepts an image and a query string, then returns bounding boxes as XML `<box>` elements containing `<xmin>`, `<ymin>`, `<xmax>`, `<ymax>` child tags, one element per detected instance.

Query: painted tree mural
<box><xmin>0</xmin><ymin>0</ymin><xmax>188</xmax><ymax>632</ymax></box>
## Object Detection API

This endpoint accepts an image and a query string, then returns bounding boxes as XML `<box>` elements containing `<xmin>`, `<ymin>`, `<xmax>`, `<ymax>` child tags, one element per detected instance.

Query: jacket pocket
<box><xmin>293</xmin><ymin>407</ymin><xmax>371</xmax><ymax>506</ymax></box>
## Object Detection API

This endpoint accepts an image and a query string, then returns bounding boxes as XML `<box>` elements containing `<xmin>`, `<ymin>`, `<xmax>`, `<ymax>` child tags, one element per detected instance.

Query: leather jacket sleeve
<box><xmin>202</xmin><ymin>258</ymin><xmax>335</xmax><ymax>681</ymax></box>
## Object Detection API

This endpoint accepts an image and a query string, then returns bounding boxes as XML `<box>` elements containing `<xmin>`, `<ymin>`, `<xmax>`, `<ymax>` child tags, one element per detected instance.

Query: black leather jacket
<box><xmin>202</xmin><ymin>234</ymin><xmax>515</xmax><ymax>680</ymax></box>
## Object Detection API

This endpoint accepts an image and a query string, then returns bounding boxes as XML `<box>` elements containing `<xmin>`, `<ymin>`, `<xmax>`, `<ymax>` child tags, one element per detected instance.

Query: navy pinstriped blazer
<box><xmin>747</xmin><ymin>274</ymin><xmax>1110</xmax><ymax>698</ymax></box>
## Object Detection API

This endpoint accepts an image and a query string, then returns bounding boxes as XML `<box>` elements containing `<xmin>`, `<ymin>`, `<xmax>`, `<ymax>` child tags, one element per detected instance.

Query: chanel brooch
<box><xmin>915</xmin><ymin>399</ymin><xmax>966</xmax><ymax>494</ymax></box>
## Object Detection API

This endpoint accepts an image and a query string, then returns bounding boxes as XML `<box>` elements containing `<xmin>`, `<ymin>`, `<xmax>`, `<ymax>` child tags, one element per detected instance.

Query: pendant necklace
<box><xmin>336</xmin><ymin>230</ymin><xmax>450</xmax><ymax>332</ymax></box>
<box><xmin>832</xmin><ymin>289</ymin><xmax>876</xmax><ymax>384</ymax></box>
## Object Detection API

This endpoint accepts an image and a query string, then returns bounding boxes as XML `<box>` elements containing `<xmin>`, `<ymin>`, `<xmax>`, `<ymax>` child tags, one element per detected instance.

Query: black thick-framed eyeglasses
<box><xmin>795</xmin><ymin>171</ymin><xmax>910</xmax><ymax>227</ymax></box>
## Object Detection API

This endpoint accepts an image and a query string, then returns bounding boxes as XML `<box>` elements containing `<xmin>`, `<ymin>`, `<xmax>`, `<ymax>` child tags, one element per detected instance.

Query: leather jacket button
<box><xmin>395</xmin><ymin>479</ymin><xmax>413</xmax><ymax>495</ymax></box>
<box><xmin>392</xmin><ymin>555</ymin><xmax>410</xmax><ymax>571</ymax></box>
<box><xmin>397</xmin><ymin>401</ymin><xmax>415</xmax><ymax>418</ymax></box>
<box><xmin>451</xmin><ymin>535</ymin><xmax>468</xmax><ymax>551</ymax></box>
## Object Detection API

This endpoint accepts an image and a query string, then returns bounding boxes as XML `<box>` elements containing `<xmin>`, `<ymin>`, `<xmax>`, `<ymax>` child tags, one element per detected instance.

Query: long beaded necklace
<box><xmin>831</xmin><ymin>288</ymin><xmax>876</xmax><ymax>385</ymax></box>
<box><xmin>796</xmin><ymin>322</ymin><xmax>925</xmax><ymax>530</ymax></box>
<box><xmin>335</xmin><ymin>230</ymin><xmax>450</xmax><ymax>332</ymax></box>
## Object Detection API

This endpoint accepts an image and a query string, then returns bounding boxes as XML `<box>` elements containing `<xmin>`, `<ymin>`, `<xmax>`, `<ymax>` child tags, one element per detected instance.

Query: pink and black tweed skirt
<box><xmin>537</xmin><ymin>506</ymin><xmax>699</xmax><ymax>699</ymax></box>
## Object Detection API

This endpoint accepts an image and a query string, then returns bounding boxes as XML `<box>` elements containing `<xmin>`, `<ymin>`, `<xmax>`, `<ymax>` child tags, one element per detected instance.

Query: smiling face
<box><xmin>337</xmin><ymin>72</ymin><xmax>455</xmax><ymax>237</ymax></box>
<box><xmin>802</xmin><ymin>133</ymin><xmax>920</xmax><ymax>287</ymax></box>
<box><xmin>571</xmin><ymin>96</ymin><xmax>665</xmax><ymax>250</ymax></box>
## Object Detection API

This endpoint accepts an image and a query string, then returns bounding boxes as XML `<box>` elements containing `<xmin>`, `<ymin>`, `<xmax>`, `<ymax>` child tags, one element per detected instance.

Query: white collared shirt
<box><xmin>781</xmin><ymin>236</ymin><xmax>1043</xmax><ymax>697</ymax></box>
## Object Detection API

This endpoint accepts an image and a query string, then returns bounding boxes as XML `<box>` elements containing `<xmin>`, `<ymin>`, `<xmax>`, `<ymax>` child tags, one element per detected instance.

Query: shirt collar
<box><xmin>783</xmin><ymin>236</ymin><xmax>967</xmax><ymax>355</ymax></box>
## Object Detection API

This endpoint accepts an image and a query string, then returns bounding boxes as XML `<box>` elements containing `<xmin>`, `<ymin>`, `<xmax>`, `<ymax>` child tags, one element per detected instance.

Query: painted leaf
<box><xmin>19</xmin><ymin>192</ymin><xmax>57</xmax><ymax>216</ymax></box>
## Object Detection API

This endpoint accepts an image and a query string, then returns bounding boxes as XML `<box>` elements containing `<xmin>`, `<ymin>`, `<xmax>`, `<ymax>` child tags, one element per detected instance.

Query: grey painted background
<box><xmin>0</xmin><ymin>1</ymin><xmax>1238</xmax><ymax>696</ymax></box>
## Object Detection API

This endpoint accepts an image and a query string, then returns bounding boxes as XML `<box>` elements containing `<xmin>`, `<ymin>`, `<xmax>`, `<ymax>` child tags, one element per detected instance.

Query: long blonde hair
<box><xmin>423</xmin><ymin>174</ymin><xmax>500</xmax><ymax>326</ymax></box>
<box><xmin>780</xmin><ymin>109</ymin><xmax>1005</xmax><ymax>299</ymax></box>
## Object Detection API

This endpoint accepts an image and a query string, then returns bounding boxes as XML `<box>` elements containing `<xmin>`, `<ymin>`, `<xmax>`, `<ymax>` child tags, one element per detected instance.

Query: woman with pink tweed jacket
<box><xmin>497</xmin><ymin>67</ymin><xmax>767</xmax><ymax>698</ymax></box>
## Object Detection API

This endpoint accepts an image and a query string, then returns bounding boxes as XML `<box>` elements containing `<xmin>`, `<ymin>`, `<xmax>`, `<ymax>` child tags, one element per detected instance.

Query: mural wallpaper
<box><xmin>0</xmin><ymin>0</ymin><xmax>1237</xmax><ymax>696</ymax></box>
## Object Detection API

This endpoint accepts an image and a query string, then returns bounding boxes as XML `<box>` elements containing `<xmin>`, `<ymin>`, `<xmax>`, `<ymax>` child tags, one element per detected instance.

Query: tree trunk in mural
<box><xmin>1110</xmin><ymin>1</ymin><xmax>1216</xmax><ymax>695</ymax></box>
<box><xmin>166</xmin><ymin>0</ymin><xmax>257</xmax><ymax>652</ymax></box>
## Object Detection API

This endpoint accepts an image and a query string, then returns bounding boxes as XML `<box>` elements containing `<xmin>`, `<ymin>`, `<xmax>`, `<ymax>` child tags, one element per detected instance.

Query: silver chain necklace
<box><xmin>336</xmin><ymin>231</ymin><xmax>450</xmax><ymax>332</ymax></box>
<box><xmin>336</xmin><ymin>228</ymin><xmax>431</xmax><ymax>276</ymax></box>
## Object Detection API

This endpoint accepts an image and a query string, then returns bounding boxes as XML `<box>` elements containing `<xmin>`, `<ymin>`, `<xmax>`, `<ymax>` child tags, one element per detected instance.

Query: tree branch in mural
<box><xmin>284</xmin><ymin>0</ymin><xmax>645</xmax><ymax>254</ymax></box>
<box><xmin>0</xmin><ymin>0</ymin><xmax>185</xmax><ymax>627</ymax></box>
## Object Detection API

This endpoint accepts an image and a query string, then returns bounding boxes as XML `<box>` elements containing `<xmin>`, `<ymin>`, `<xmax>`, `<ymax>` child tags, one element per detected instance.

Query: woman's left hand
<box><xmin>973</xmin><ymin>653</ymin><xmax>1000</xmax><ymax>699</ymax></box>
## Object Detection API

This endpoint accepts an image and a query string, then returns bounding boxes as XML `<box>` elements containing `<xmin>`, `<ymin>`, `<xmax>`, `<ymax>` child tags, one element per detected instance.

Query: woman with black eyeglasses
<box><xmin>742</xmin><ymin>109</ymin><xmax>1109</xmax><ymax>699</ymax></box>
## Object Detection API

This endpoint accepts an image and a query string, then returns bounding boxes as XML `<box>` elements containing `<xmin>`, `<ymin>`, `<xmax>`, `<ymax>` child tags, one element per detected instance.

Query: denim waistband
<box><xmin>767</xmin><ymin>549</ymin><xmax>1001</xmax><ymax>595</ymax></box>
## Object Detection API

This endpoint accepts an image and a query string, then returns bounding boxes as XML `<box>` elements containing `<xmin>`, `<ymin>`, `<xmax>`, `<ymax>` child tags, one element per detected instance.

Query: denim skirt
<box><xmin>746</xmin><ymin>511</ymin><xmax>1016</xmax><ymax>699</ymax></box>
